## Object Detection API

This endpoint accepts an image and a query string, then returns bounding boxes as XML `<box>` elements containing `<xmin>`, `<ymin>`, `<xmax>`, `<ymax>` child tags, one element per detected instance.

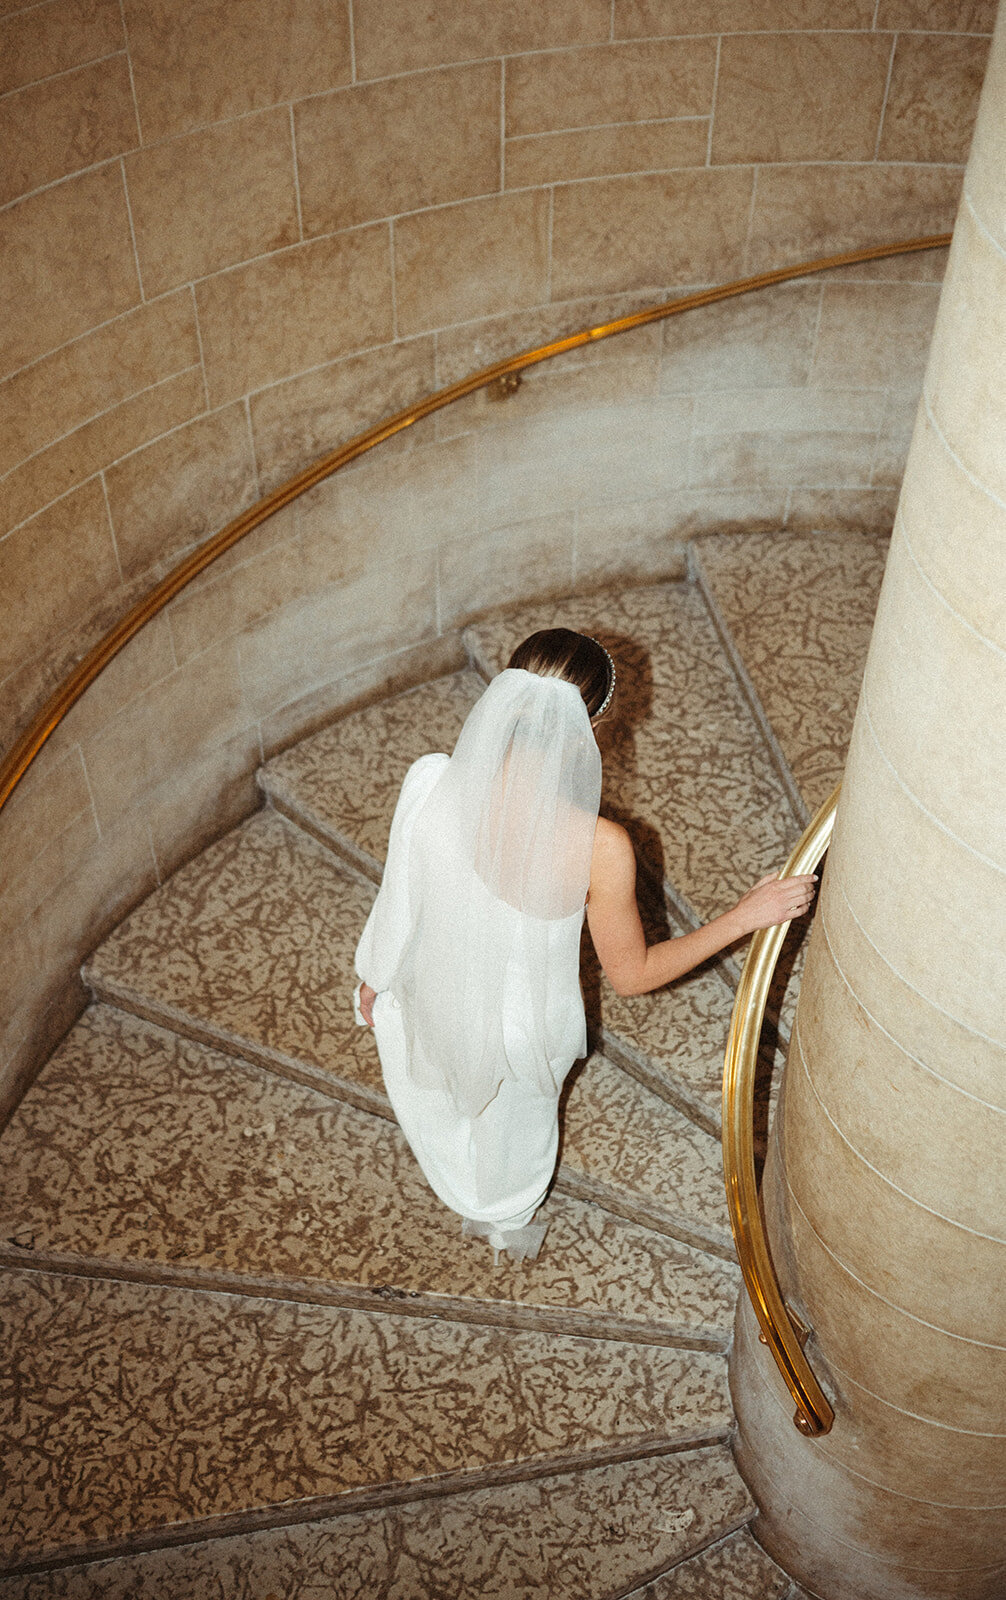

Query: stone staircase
<box><xmin>0</xmin><ymin>532</ymin><xmax>884</xmax><ymax>1598</ymax></box>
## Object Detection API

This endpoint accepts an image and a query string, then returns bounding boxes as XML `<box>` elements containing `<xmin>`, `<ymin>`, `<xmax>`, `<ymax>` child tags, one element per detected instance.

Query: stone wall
<box><xmin>0</xmin><ymin>0</ymin><xmax>991</xmax><ymax>1111</ymax></box>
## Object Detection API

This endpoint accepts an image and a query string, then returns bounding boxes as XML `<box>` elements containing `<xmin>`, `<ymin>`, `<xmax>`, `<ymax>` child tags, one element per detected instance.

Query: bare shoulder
<box><xmin>590</xmin><ymin>816</ymin><xmax>637</xmax><ymax>887</ymax></box>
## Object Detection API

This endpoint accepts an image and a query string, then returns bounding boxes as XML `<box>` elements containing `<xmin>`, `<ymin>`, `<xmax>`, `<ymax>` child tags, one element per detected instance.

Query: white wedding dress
<box><xmin>355</xmin><ymin>752</ymin><xmax>588</xmax><ymax>1251</ymax></box>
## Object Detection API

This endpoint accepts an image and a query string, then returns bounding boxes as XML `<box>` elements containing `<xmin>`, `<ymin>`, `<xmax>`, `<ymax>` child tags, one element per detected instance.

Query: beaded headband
<box><xmin>591</xmin><ymin>640</ymin><xmax>616</xmax><ymax>717</ymax></box>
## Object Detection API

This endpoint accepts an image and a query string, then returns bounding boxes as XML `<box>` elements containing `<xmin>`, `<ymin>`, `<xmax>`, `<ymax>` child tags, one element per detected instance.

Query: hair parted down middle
<box><xmin>507</xmin><ymin>628</ymin><xmax>615</xmax><ymax>718</ymax></box>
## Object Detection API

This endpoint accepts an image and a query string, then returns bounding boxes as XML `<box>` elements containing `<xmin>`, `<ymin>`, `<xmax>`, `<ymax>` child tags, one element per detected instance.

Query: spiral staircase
<box><xmin>0</xmin><ymin>528</ymin><xmax>887</xmax><ymax>1599</ymax></box>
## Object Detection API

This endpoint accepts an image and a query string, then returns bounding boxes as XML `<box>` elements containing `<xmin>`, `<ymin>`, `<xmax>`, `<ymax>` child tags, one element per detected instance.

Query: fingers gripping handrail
<box><xmin>0</xmin><ymin>234</ymin><xmax>948</xmax><ymax>817</ymax></box>
<box><xmin>722</xmin><ymin>784</ymin><xmax>840</xmax><ymax>1437</ymax></box>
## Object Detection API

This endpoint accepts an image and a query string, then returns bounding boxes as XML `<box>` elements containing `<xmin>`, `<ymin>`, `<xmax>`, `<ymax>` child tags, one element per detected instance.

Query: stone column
<box><xmin>729</xmin><ymin>11</ymin><xmax>1006</xmax><ymax>1599</ymax></box>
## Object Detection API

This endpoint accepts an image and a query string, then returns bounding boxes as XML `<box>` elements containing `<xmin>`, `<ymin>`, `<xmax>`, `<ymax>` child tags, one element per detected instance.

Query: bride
<box><xmin>354</xmin><ymin>628</ymin><xmax>815</xmax><ymax>1262</ymax></box>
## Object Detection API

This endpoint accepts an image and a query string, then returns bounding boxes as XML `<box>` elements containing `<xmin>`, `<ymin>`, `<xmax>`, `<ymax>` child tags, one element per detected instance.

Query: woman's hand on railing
<box><xmin>731</xmin><ymin>873</ymin><xmax>817</xmax><ymax>935</ymax></box>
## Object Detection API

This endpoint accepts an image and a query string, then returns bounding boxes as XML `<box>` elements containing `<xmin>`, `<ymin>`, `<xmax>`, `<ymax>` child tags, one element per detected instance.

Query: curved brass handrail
<box><xmin>0</xmin><ymin>232</ymin><xmax>947</xmax><ymax>817</ymax></box>
<box><xmin>723</xmin><ymin>783</ymin><xmax>840</xmax><ymax>1437</ymax></box>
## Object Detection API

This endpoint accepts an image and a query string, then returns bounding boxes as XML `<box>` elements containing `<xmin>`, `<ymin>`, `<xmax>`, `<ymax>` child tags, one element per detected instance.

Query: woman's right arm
<box><xmin>586</xmin><ymin>816</ymin><xmax>816</xmax><ymax>998</ymax></box>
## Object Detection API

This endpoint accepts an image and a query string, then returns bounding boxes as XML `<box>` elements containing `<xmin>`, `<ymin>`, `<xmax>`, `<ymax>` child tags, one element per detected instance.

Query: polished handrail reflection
<box><xmin>723</xmin><ymin>784</ymin><xmax>840</xmax><ymax>1436</ymax></box>
<box><xmin>0</xmin><ymin>233</ymin><xmax>947</xmax><ymax>814</ymax></box>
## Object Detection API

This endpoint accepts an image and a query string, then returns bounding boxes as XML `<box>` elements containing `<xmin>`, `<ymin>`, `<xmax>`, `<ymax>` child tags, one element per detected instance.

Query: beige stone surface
<box><xmin>440</xmin><ymin>513</ymin><xmax>578</xmax><ymax>624</ymax></box>
<box><xmin>784</xmin><ymin>1024</ymin><xmax>1006</xmax><ymax>1343</ymax></box>
<box><xmin>0</xmin><ymin>480</ymin><xmax>121</xmax><ymax>683</ymax></box>
<box><xmin>196</xmin><ymin>225</ymin><xmax>393</xmax><ymax>406</ymax></box>
<box><xmin>880</xmin><ymin>34</ymin><xmax>990</xmax><ymax>166</ymax></box>
<box><xmin>733</xmin><ymin>1347</ymin><xmax>1006</xmax><ymax>1576</ymax></box>
<box><xmin>0</xmin><ymin>1264</ymin><xmax>731</xmax><ymax>1565</ymax></box>
<box><xmin>103</xmin><ymin>402</ymin><xmax>259</xmax><ymax>580</ymax></box>
<box><xmin>3</xmin><ymin>369</ymin><xmax>206</xmax><ymax>541</ymax></box>
<box><xmin>0</xmin><ymin>1005</ymin><xmax>736</xmax><ymax>1340</ymax></box>
<box><xmin>505</xmin><ymin>39</ymin><xmax>715</xmax><ymax>137</ymax></box>
<box><xmin>712</xmin><ymin>33</ymin><xmax>891</xmax><ymax>166</ymax></box>
<box><xmin>926</xmin><ymin>203</ymin><xmax>1006</xmax><ymax>507</ymax></box>
<box><xmin>897</xmin><ymin>408</ymin><xmax>1006</xmax><ymax>649</ymax></box>
<box><xmin>628</xmin><ymin>1527</ymin><xmax>789</xmax><ymax>1598</ymax></box>
<box><xmin>80</xmin><ymin>637</ymin><xmax>252</xmax><ymax>831</ymax></box>
<box><xmin>249</xmin><ymin>335</ymin><xmax>436</xmax><ymax>491</ymax></box>
<box><xmin>693</xmin><ymin>532</ymin><xmax>887</xmax><ymax>811</ymax></box>
<box><xmin>0</xmin><ymin>807</ymin><xmax>158</xmax><ymax>1061</ymax></box>
<box><xmin>144</xmin><ymin>724</ymin><xmax>262</xmax><ymax>882</ymax></box>
<box><xmin>773</xmin><ymin>1178</ymin><xmax>1006</xmax><ymax>1435</ymax></box>
<box><xmin>85</xmin><ymin>809</ymin><xmax>387</xmax><ymax>1101</ymax></box>
<box><xmin>296</xmin><ymin>63</ymin><xmax>500</xmax><ymax>237</ymax></box>
<box><xmin>124</xmin><ymin>108</ymin><xmax>299</xmax><ymax>297</ymax></box>
<box><xmin>394</xmin><ymin>190</ymin><xmax>551</xmax><ymax>338</ymax></box>
<box><xmin>833</xmin><ymin>719</ymin><xmax>1005</xmax><ymax>1046</ymax></box>
<box><xmin>0</xmin><ymin>55</ymin><xmax>138</xmax><ymax>207</ymax></box>
<box><xmin>164</xmin><ymin>516</ymin><xmax>306</xmax><ymax>667</ymax></box>
<box><xmin>0</xmin><ymin>1449</ymin><xmax>749</xmax><ymax>1598</ymax></box>
<box><xmin>875</xmin><ymin>0</ymin><xmax>997</xmax><ymax>28</ymax></box>
<box><xmin>506</xmin><ymin>119</ymin><xmax>709</xmax><ymax>188</ymax></box>
<box><xmin>963</xmin><ymin>15</ymin><xmax>1006</xmax><ymax>249</ymax></box>
<box><xmin>0</xmin><ymin>0</ymin><xmax>123</xmax><ymax>96</ymax></box>
<box><xmin>0</xmin><ymin>744</ymin><xmax>97</xmax><ymax>933</ymax></box>
<box><xmin>811</xmin><ymin>283</ymin><xmax>941</xmax><ymax>389</ymax></box>
<box><xmin>0</xmin><ymin>165</ymin><xmax>140</xmax><ymax>377</ymax></box>
<box><xmin>45</xmin><ymin>611</ymin><xmax>177</xmax><ymax>752</ymax></box>
<box><xmin>659</xmin><ymin>280</ymin><xmax>821</xmax><ymax>394</ymax></box>
<box><xmin>797</xmin><ymin>926</ymin><xmax>1005</xmax><ymax>1240</ymax></box>
<box><xmin>819</xmin><ymin>865</ymin><xmax>1004</xmax><ymax>1113</ymax></box>
<box><xmin>236</xmin><ymin>551</ymin><xmax>438</xmax><ymax>721</ymax></box>
<box><xmin>614</xmin><ymin>0</ymin><xmax>874</xmax><ymax>33</ymax></box>
<box><xmin>474</xmin><ymin>399</ymin><xmax>692</xmax><ymax>531</ymax></box>
<box><xmin>690</xmin><ymin>430</ymin><xmax>876</xmax><ymax>494</ymax></box>
<box><xmin>433</xmin><ymin>289</ymin><xmax>667</xmax><ymax>389</ymax></box>
<box><xmin>122</xmin><ymin>0</ymin><xmax>351</xmax><ymax>143</ymax></box>
<box><xmin>734</xmin><ymin>1294</ymin><xmax>1006</xmax><ymax>1509</ymax></box>
<box><xmin>786</xmin><ymin>488</ymin><xmax>899</xmax><ymax>535</ymax></box>
<box><xmin>868</xmin><ymin>388</ymin><xmax>921</xmax><ymax>491</ymax></box>
<box><xmin>351</xmin><ymin>0</ymin><xmax>611</xmax><ymax>79</ymax></box>
<box><xmin>864</xmin><ymin>528</ymin><xmax>1005</xmax><ymax>864</ymax></box>
<box><xmin>294</xmin><ymin>432</ymin><xmax>478</xmax><ymax>587</ymax></box>
<box><xmin>551</xmin><ymin>168</ymin><xmax>753</xmax><ymax>300</ymax></box>
<box><xmin>0</xmin><ymin>289</ymin><xmax>198</xmax><ymax>480</ymax></box>
<box><xmin>745</xmin><ymin>164</ymin><xmax>963</xmax><ymax>275</ymax></box>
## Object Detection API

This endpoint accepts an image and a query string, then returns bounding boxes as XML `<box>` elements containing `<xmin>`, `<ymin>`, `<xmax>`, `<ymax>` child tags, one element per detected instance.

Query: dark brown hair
<box><xmin>507</xmin><ymin>628</ymin><xmax>614</xmax><ymax>718</ymax></box>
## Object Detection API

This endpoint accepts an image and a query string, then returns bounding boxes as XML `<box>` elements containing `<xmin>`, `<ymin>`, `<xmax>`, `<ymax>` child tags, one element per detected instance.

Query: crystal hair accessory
<box><xmin>591</xmin><ymin>641</ymin><xmax>616</xmax><ymax>717</ymax></box>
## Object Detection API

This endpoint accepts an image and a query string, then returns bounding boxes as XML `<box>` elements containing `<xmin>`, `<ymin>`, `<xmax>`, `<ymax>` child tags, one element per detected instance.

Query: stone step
<box><xmin>0</xmin><ymin>1446</ymin><xmax>754</xmax><ymax>1598</ymax></box>
<box><xmin>623</xmin><ymin>1526</ymin><xmax>791</xmax><ymax>1599</ymax></box>
<box><xmin>0</xmin><ymin>1005</ymin><xmax>737</xmax><ymax>1349</ymax></box>
<box><xmin>84</xmin><ymin>811</ymin><xmax>733</xmax><ymax>1256</ymax></box>
<box><xmin>0</xmin><ymin>1265</ymin><xmax>732</xmax><ymax>1574</ymax></box>
<box><xmin>462</xmin><ymin>581</ymin><xmax>803</xmax><ymax>929</ymax></box>
<box><xmin>259</xmin><ymin>668</ymin><xmax>485</xmax><ymax>883</ymax></box>
<box><xmin>259</xmin><ymin>668</ymin><xmax>742</xmax><ymax>1135</ymax></box>
<box><xmin>691</xmin><ymin>531</ymin><xmax>887</xmax><ymax>820</ymax></box>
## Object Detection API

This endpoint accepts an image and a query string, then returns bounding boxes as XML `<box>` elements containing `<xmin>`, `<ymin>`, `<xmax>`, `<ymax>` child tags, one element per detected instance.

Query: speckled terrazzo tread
<box><xmin>463</xmin><ymin>582</ymin><xmax>803</xmax><ymax>929</ymax></box>
<box><xmin>83</xmin><ymin>811</ymin><xmax>732</xmax><ymax>1255</ymax></box>
<box><xmin>623</xmin><ymin>1526</ymin><xmax>791</xmax><ymax>1599</ymax></box>
<box><xmin>0</xmin><ymin>1266</ymin><xmax>733</xmax><ymax>1573</ymax></box>
<box><xmin>0</xmin><ymin>1448</ymin><xmax>754</xmax><ymax>1598</ymax></box>
<box><xmin>259</xmin><ymin>668</ymin><xmax>485</xmax><ymax>881</ymax></box>
<box><xmin>691</xmin><ymin>532</ymin><xmax>888</xmax><ymax>819</ymax></box>
<box><xmin>0</xmin><ymin>1006</ymin><xmax>736</xmax><ymax>1349</ymax></box>
<box><xmin>259</xmin><ymin>669</ymin><xmax>741</xmax><ymax>1134</ymax></box>
<box><xmin>83</xmin><ymin>809</ymin><xmax>389</xmax><ymax>1114</ymax></box>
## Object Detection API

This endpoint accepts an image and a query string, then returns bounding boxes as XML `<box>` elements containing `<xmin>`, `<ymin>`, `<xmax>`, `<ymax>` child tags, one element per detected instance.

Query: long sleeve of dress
<box><xmin>354</xmin><ymin>753</ymin><xmax>448</xmax><ymax>1001</ymax></box>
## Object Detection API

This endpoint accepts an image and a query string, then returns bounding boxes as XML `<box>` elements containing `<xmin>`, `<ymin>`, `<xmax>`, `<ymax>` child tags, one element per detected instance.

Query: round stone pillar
<box><xmin>730</xmin><ymin>11</ymin><xmax>1006</xmax><ymax>1599</ymax></box>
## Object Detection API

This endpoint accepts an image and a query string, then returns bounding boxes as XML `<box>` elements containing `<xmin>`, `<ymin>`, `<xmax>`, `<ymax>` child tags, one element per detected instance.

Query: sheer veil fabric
<box><xmin>354</xmin><ymin>668</ymin><xmax>602</xmax><ymax>1242</ymax></box>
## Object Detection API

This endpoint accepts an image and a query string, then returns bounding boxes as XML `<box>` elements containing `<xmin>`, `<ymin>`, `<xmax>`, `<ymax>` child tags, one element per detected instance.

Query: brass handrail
<box><xmin>0</xmin><ymin>232</ymin><xmax>947</xmax><ymax>815</ymax></box>
<box><xmin>723</xmin><ymin>783</ymin><xmax>840</xmax><ymax>1437</ymax></box>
